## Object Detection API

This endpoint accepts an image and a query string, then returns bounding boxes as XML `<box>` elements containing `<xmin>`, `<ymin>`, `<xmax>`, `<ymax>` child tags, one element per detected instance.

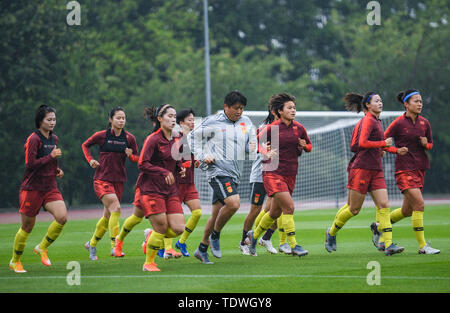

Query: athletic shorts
<box><xmin>395</xmin><ymin>170</ymin><xmax>425</xmax><ymax>192</ymax></box>
<box><xmin>19</xmin><ymin>189</ymin><xmax>64</xmax><ymax>217</ymax></box>
<box><xmin>209</xmin><ymin>176</ymin><xmax>239</xmax><ymax>205</ymax></box>
<box><xmin>250</xmin><ymin>182</ymin><xmax>267</xmax><ymax>206</ymax></box>
<box><xmin>133</xmin><ymin>187</ymin><xmax>183</xmax><ymax>217</ymax></box>
<box><xmin>347</xmin><ymin>168</ymin><xmax>387</xmax><ymax>194</ymax></box>
<box><xmin>178</xmin><ymin>183</ymin><xmax>200</xmax><ymax>203</ymax></box>
<box><xmin>93</xmin><ymin>179</ymin><xmax>124</xmax><ymax>201</ymax></box>
<box><xmin>262</xmin><ymin>173</ymin><xmax>296</xmax><ymax>197</ymax></box>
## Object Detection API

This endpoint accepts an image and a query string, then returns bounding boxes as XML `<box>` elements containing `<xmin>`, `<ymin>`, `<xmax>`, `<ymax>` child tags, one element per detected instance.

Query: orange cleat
<box><xmin>142</xmin><ymin>228</ymin><xmax>153</xmax><ymax>254</ymax></box>
<box><xmin>9</xmin><ymin>261</ymin><xmax>27</xmax><ymax>273</ymax></box>
<box><xmin>34</xmin><ymin>245</ymin><xmax>51</xmax><ymax>266</ymax></box>
<box><xmin>164</xmin><ymin>248</ymin><xmax>182</xmax><ymax>259</ymax></box>
<box><xmin>113</xmin><ymin>236</ymin><xmax>125</xmax><ymax>257</ymax></box>
<box><xmin>142</xmin><ymin>262</ymin><xmax>161</xmax><ymax>272</ymax></box>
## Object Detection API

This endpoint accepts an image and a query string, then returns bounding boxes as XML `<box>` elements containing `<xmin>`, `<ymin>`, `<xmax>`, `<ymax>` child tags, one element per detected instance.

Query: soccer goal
<box><xmin>192</xmin><ymin>111</ymin><xmax>405</xmax><ymax>210</ymax></box>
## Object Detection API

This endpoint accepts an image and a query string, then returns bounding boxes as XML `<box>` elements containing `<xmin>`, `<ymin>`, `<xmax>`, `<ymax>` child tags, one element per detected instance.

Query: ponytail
<box><xmin>344</xmin><ymin>91</ymin><xmax>377</xmax><ymax>113</ymax></box>
<box><xmin>144</xmin><ymin>104</ymin><xmax>175</xmax><ymax>133</ymax></box>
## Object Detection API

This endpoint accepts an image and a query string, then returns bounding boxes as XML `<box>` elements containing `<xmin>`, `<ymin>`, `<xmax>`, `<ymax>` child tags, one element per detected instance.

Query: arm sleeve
<box><xmin>359</xmin><ymin>118</ymin><xmax>386</xmax><ymax>149</ymax></box>
<box><xmin>24</xmin><ymin>135</ymin><xmax>53</xmax><ymax>170</ymax></box>
<box><xmin>126</xmin><ymin>133</ymin><xmax>140</xmax><ymax>163</ymax></box>
<box><xmin>138</xmin><ymin>136</ymin><xmax>170</xmax><ymax>176</ymax></box>
<box><xmin>383</xmin><ymin>146</ymin><xmax>398</xmax><ymax>154</ymax></box>
<box><xmin>298</xmin><ymin>126</ymin><xmax>312</xmax><ymax>153</ymax></box>
<box><xmin>384</xmin><ymin>118</ymin><xmax>398</xmax><ymax>139</ymax></box>
<box><xmin>256</xmin><ymin>125</ymin><xmax>270</xmax><ymax>156</ymax></box>
<box><xmin>81</xmin><ymin>131</ymin><xmax>105</xmax><ymax>163</ymax></box>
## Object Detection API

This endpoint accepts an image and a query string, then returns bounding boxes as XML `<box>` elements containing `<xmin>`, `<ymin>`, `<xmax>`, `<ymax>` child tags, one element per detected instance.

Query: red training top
<box><xmin>384</xmin><ymin>113</ymin><xmax>433</xmax><ymax>171</ymax></box>
<box><xmin>136</xmin><ymin>129</ymin><xmax>183</xmax><ymax>197</ymax></box>
<box><xmin>258</xmin><ymin>119</ymin><xmax>312</xmax><ymax>176</ymax></box>
<box><xmin>82</xmin><ymin>128</ymin><xmax>139</xmax><ymax>183</ymax></box>
<box><xmin>21</xmin><ymin>131</ymin><xmax>59</xmax><ymax>191</ymax></box>
<box><xmin>350</xmin><ymin>112</ymin><xmax>386</xmax><ymax>171</ymax></box>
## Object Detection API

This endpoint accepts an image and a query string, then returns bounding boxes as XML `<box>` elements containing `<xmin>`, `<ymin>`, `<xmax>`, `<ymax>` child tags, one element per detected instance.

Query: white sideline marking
<box><xmin>2</xmin><ymin>274</ymin><xmax>450</xmax><ymax>280</ymax></box>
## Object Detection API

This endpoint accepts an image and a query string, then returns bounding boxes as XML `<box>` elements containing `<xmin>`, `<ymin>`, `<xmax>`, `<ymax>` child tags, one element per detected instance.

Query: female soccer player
<box><xmin>248</xmin><ymin>93</ymin><xmax>312</xmax><ymax>257</ymax></box>
<box><xmin>324</xmin><ymin>92</ymin><xmax>404</xmax><ymax>256</ymax></box>
<box><xmin>240</xmin><ymin>107</ymin><xmax>279</xmax><ymax>256</ymax></box>
<box><xmin>138</xmin><ymin>104</ymin><xmax>186</xmax><ymax>272</ymax></box>
<box><xmin>371</xmin><ymin>90</ymin><xmax>439</xmax><ymax>254</ymax></box>
<box><xmin>10</xmin><ymin>104</ymin><xmax>67</xmax><ymax>273</ymax></box>
<box><xmin>82</xmin><ymin>107</ymin><xmax>139</xmax><ymax>260</ymax></box>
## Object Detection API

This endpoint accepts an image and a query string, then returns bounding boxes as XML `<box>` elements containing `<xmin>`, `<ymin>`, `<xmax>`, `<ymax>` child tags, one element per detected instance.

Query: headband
<box><xmin>402</xmin><ymin>91</ymin><xmax>420</xmax><ymax>103</ymax></box>
<box><xmin>156</xmin><ymin>104</ymin><xmax>171</xmax><ymax>117</ymax></box>
<box><xmin>366</xmin><ymin>93</ymin><xmax>376</xmax><ymax>104</ymax></box>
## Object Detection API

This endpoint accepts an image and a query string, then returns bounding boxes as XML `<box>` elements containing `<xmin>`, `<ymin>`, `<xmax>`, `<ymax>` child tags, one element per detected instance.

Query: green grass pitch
<box><xmin>0</xmin><ymin>205</ymin><xmax>449</xmax><ymax>293</ymax></box>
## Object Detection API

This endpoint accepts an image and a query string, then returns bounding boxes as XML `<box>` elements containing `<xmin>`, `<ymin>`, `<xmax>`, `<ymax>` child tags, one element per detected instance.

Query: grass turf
<box><xmin>0</xmin><ymin>205</ymin><xmax>449</xmax><ymax>293</ymax></box>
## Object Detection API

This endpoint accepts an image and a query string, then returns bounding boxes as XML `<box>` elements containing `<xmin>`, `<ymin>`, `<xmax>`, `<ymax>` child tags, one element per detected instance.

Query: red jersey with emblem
<box><xmin>384</xmin><ymin>113</ymin><xmax>432</xmax><ymax>171</ymax></box>
<box><xmin>258</xmin><ymin>119</ymin><xmax>312</xmax><ymax>176</ymax></box>
<box><xmin>137</xmin><ymin>129</ymin><xmax>183</xmax><ymax>196</ymax></box>
<box><xmin>350</xmin><ymin>112</ymin><xmax>386</xmax><ymax>171</ymax></box>
<box><xmin>20</xmin><ymin>131</ymin><xmax>59</xmax><ymax>191</ymax></box>
<box><xmin>82</xmin><ymin>128</ymin><xmax>139</xmax><ymax>183</ymax></box>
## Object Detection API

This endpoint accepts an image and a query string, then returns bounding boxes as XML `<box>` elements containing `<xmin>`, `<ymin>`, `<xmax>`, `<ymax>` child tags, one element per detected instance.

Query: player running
<box><xmin>324</xmin><ymin>92</ymin><xmax>404</xmax><ymax>256</ymax></box>
<box><xmin>370</xmin><ymin>90</ymin><xmax>439</xmax><ymax>254</ymax></box>
<box><xmin>82</xmin><ymin>107</ymin><xmax>139</xmax><ymax>260</ymax></box>
<box><xmin>10</xmin><ymin>104</ymin><xmax>67</xmax><ymax>273</ymax></box>
<box><xmin>138</xmin><ymin>104</ymin><xmax>186</xmax><ymax>272</ymax></box>
<box><xmin>248</xmin><ymin>93</ymin><xmax>312</xmax><ymax>257</ymax></box>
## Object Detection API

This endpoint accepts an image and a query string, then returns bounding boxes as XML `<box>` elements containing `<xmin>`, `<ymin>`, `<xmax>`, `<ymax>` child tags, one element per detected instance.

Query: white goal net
<box><xmin>192</xmin><ymin>110</ymin><xmax>405</xmax><ymax>210</ymax></box>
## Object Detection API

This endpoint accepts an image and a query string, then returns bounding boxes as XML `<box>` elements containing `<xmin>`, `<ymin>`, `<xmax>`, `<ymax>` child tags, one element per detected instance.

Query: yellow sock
<box><xmin>329</xmin><ymin>207</ymin><xmax>354</xmax><ymax>236</ymax></box>
<box><xmin>12</xmin><ymin>228</ymin><xmax>30</xmax><ymax>263</ymax></box>
<box><xmin>164</xmin><ymin>227</ymin><xmax>177</xmax><ymax>238</ymax></box>
<box><xmin>412</xmin><ymin>211</ymin><xmax>426</xmax><ymax>249</ymax></box>
<box><xmin>390</xmin><ymin>208</ymin><xmax>405</xmax><ymax>224</ymax></box>
<box><xmin>335</xmin><ymin>203</ymin><xmax>349</xmax><ymax>219</ymax></box>
<box><xmin>117</xmin><ymin>214</ymin><xmax>142</xmax><ymax>241</ymax></box>
<box><xmin>90</xmin><ymin>216</ymin><xmax>108</xmax><ymax>247</ymax></box>
<box><xmin>164</xmin><ymin>238</ymin><xmax>172</xmax><ymax>250</ymax></box>
<box><xmin>39</xmin><ymin>221</ymin><xmax>65</xmax><ymax>250</ymax></box>
<box><xmin>378</xmin><ymin>208</ymin><xmax>392</xmax><ymax>248</ymax></box>
<box><xmin>254</xmin><ymin>212</ymin><xmax>274</xmax><ymax>239</ymax></box>
<box><xmin>254</xmin><ymin>209</ymin><xmax>266</xmax><ymax>230</ymax></box>
<box><xmin>277</xmin><ymin>214</ymin><xmax>287</xmax><ymax>245</ymax></box>
<box><xmin>180</xmin><ymin>209</ymin><xmax>201</xmax><ymax>244</ymax></box>
<box><xmin>283</xmin><ymin>214</ymin><xmax>297</xmax><ymax>248</ymax></box>
<box><xmin>146</xmin><ymin>231</ymin><xmax>165</xmax><ymax>264</ymax></box>
<box><xmin>109</xmin><ymin>212</ymin><xmax>121</xmax><ymax>249</ymax></box>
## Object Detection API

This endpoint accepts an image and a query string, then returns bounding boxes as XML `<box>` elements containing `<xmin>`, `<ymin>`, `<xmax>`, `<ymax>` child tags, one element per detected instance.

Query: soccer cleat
<box><xmin>142</xmin><ymin>228</ymin><xmax>153</xmax><ymax>255</ymax></box>
<box><xmin>9</xmin><ymin>261</ymin><xmax>27</xmax><ymax>273</ymax></box>
<box><xmin>385</xmin><ymin>243</ymin><xmax>405</xmax><ymax>256</ymax></box>
<box><xmin>113</xmin><ymin>236</ymin><xmax>125</xmax><ymax>257</ymax></box>
<box><xmin>142</xmin><ymin>262</ymin><xmax>161</xmax><ymax>272</ymax></box>
<box><xmin>418</xmin><ymin>244</ymin><xmax>440</xmax><ymax>255</ymax></box>
<box><xmin>247</xmin><ymin>230</ymin><xmax>258</xmax><ymax>256</ymax></box>
<box><xmin>164</xmin><ymin>248</ymin><xmax>182</xmax><ymax>259</ymax></box>
<box><xmin>157</xmin><ymin>248</ymin><xmax>165</xmax><ymax>258</ymax></box>
<box><xmin>34</xmin><ymin>245</ymin><xmax>51</xmax><ymax>266</ymax></box>
<box><xmin>377</xmin><ymin>242</ymin><xmax>386</xmax><ymax>252</ymax></box>
<box><xmin>175</xmin><ymin>240</ymin><xmax>190</xmax><ymax>257</ymax></box>
<box><xmin>194</xmin><ymin>248</ymin><xmax>213</xmax><ymax>264</ymax></box>
<box><xmin>209</xmin><ymin>234</ymin><xmax>222</xmax><ymax>258</ymax></box>
<box><xmin>258</xmin><ymin>238</ymin><xmax>277</xmax><ymax>254</ymax></box>
<box><xmin>278</xmin><ymin>243</ymin><xmax>292</xmax><ymax>254</ymax></box>
<box><xmin>239</xmin><ymin>243</ymin><xmax>251</xmax><ymax>255</ymax></box>
<box><xmin>291</xmin><ymin>245</ymin><xmax>309</xmax><ymax>257</ymax></box>
<box><xmin>370</xmin><ymin>222</ymin><xmax>381</xmax><ymax>249</ymax></box>
<box><xmin>325</xmin><ymin>227</ymin><xmax>337</xmax><ymax>253</ymax></box>
<box><xmin>85</xmin><ymin>241</ymin><xmax>98</xmax><ymax>261</ymax></box>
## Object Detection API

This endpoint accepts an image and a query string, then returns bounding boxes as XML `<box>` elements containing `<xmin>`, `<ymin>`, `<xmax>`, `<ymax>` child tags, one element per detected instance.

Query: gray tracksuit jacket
<box><xmin>188</xmin><ymin>112</ymin><xmax>256</xmax><ymax>184</ymax></box>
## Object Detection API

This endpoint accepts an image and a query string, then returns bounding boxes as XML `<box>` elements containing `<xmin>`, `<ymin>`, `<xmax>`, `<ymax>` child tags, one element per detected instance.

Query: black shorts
<box><xmin>249</xmin><ymin>182</ymin><xmax>267</xmax><ymax>206</ymax></box>
<box><xmin>209</xmin><ymin>176</ymin><xmax>239</xmax><ymax>205</ymax></box>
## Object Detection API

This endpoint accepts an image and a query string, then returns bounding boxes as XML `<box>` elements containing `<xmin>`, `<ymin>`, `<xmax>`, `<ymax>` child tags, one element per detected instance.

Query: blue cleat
<box><xmin>175</xmin><ymin>240</ymin><xmax>190</xmax><ymax>257</ymax></box>
<box><xmin>385</xmin><ymin>243</ymin><xmax>404</xmax><ymax>256</ymax></box>
<box><xmin>247</xmin><ymin>230</ymin><xmax>258</xmax><ymax>256</ymax></box>
<box><xmin>157</xmin><ymin>248</ymin><xmax>165</xmax><ymax>258</ymax></box>
<box><xmin>325</xmin><ymin>227</ymin><xmax>337</xmax><ymax>253</ymax></box>
<box><xmin>209</xmin><ymin>235</ymin><xmax>222</xmax><ymax>258</ymax></box>
<box><xmin>291</xmin><ymin>245</ymin><xmax>309</xmax><ymax>257</ymax></box>
<box><xmin>194</xmin><ymin>248</ymin><xmax>213</xmax><ymax>264</ymax></box>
